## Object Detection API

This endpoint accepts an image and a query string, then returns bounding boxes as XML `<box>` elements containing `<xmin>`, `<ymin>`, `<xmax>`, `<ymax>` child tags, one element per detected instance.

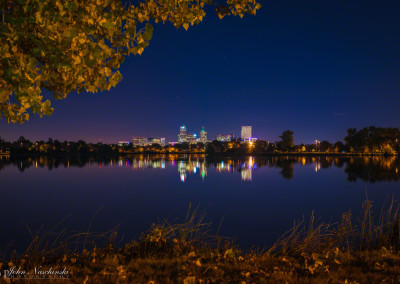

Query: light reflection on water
<box><xmin>123</xmin><ymin>155</ymin><xmax>400</xmax><ymax>183</ymax></box>
<box><xmin>1</xmin><ymin>154</ymin><xmax>400</xmax><ymax>251</ymax></box>
<box><xmin>2</xmin><ymin>154</ymin><xmax>400</xmax><ymax>183</ymax></box>
<box><xmin>120</xmin><ymin>155</ymin><xmax>257</xmax><ymax>182</ymax></box>
<box><xmin>129</xmin><ymin>156</ymin><xmax>257</xmax><ymax>182</ymax></box>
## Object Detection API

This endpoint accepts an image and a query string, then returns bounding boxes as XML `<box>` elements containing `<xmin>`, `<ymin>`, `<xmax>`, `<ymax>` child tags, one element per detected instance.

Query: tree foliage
<box><xmin>0</xmin><ymin>0</ymin><xmax>261</xmax><ymax>123</ymax></box>
<box><xmin>278</xmin><ymin>130</ymin><xmax>294</xmax><ymax>151</ymax></box>
<box><xmin>319</xmin><ymin>140</ymin><xmax>333</xmax><ymax>152</ymax></box>
<box><xmin>344</xmin><ymin>126</ymin><xmax>400</xmax><ymax>154</ymax></box>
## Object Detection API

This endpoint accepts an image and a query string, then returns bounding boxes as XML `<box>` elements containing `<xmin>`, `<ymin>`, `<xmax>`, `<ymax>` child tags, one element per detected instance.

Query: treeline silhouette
<box><xmin>345</xmin><ymin>127</ymin><xmax>400</xmax><ymax>154</ymax></box>
<box><xmin>0</xmin><ymin>137</ymin><xmax>205</xmax><ymax>155</ymax></box>
<box><xmin>0</xmin><ymin>137</ymin><xmax>117</xmax><ymax>155</ymax></box>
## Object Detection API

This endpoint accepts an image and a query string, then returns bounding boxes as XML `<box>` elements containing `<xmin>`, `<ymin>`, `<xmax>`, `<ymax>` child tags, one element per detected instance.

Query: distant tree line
<box><xmin>0</xmin><ymin>137</ymin><xmax>206</xmax><ymax>155</ymax></box>
<box><xmin>0</xmin><ymin>137</ymin><xmax>116</xmax><ymax>155</ymax></box>
<box><xmin>206</xmin><ymin>127</ymin><xmax>399</xmax><ymax>155</ymax></box>
<box><xmin>1</xmin><ymin>126</ymin><xmax>399</xmax><ymax>156</ymax></box>
<box><xmin>344</xmin><ymin>127</ymin><xmax>400</xmax><ymax>154</ymax></box>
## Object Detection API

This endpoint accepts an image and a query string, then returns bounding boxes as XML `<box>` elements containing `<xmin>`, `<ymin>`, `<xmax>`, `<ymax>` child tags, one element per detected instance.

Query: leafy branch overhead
<box><xmin>0</xmin><ymin>0</ymin><xmax>261</xmax><ymax>123</ymax></box>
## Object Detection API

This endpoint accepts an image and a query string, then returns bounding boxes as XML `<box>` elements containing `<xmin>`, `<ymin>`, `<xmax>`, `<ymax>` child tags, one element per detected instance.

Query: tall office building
<box><xmin>132</xmin><ymin>137</ymin><xmax>147</xmax><ymax>146</ymax></box>
<box><xmin>200</xmin><ymin>126</ymin><xmax>207</xmax><ymax>143</ymax></box>
<box><xmin>178</xmin><ymin>125</ymin><xmax>187</xmax><ymax>142</ymax></box>
<box><xmin>186</xmin><ymin>133</ymin><xmax>197</xmax><ymax>144</ymax></box>
<box><xmin>241</xmin><ymin>126</ymin><xmax>252</xmax><ymax>142</ymax></box>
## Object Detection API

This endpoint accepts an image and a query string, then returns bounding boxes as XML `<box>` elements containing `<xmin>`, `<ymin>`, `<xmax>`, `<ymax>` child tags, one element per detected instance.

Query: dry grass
<box><xmin>1</xmin><ymin>198</ymin><xmax>400</xmax><ymax>283</ymax></box>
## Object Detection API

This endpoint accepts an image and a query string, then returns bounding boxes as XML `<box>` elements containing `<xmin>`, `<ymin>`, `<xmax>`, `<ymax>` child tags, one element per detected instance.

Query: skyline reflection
<box><xmin>1</xmin><ymin>154</ymin><xmax>400</xmax><ymax>183</ymax></box>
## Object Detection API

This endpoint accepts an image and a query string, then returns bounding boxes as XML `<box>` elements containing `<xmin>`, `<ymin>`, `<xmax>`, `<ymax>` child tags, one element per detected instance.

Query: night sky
<box><xmin>1</xmin><ymin>0</ymin><xmax>400</xmax><ymax>144</ymax></box>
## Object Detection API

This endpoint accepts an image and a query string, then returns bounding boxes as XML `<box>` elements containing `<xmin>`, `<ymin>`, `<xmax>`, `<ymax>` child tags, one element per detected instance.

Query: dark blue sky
<box><xmin>2</xmin><ymin>0</ymin><xmax>400</xmax><ymax>144</ymax></box>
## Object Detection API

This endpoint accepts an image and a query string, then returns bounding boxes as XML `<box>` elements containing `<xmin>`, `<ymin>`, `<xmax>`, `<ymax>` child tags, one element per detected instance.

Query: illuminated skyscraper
<box><xmin>178</xmin><ymin>125</ymin><xmax>187</xmax><ymax>142</ymax></box>
<box><xmin>132</xmin><ymin>137</ymin><xmax>147</xmax><ymax>146</ymax></box>
<box><xmin>186</xmin><ymin>133</ymin><xmax>197</xmax><ymax>144</ymax></box>
<box><xmin>200</xmin><ymin>126</ymin><xmax>207</xmax><ymax>143</ymax></box>
<box><xmin>241</xmin><ymin>126</ymin><xmax>252</xmax><ymax>142</ymax></box>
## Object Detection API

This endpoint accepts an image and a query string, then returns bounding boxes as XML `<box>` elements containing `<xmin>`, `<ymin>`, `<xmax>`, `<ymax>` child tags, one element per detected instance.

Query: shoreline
<box><xmin>2</xmin><ymin>198</ymin><xmax>400</xmax><ymax>283</ymax></box>
<box><xmin>5</xmin><ymin>152</ymin><xmax>400</xmax><ymax>157</ymax></box>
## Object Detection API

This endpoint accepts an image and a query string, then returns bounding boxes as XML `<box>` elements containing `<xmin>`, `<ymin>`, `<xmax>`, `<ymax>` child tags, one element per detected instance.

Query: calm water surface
<box><xmin>1</xmin><ymin>155</ymin><xmax>399</xmax><ymax>251</ymax></box>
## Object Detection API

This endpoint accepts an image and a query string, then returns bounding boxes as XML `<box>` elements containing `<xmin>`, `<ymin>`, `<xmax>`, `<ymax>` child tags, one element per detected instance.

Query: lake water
<box><xmin>1</xmin><ymin>154</ymin><xmax>399</xmax><ymax>251</ymax></box>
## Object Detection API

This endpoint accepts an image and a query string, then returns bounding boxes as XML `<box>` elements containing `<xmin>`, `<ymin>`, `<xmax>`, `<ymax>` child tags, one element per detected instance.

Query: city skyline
<box><xmin>2</xmin><ymin>1</ymin><xmax>400</xmax><ymax>281</ymax></box>
<box><xmin>2</xmin><ymin>123</ymin><xmax>395</xmax><ymax>146</ymax></box>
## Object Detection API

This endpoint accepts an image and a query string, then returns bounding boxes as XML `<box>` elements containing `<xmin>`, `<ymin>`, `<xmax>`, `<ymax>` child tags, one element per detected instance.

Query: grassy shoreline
<box><xmin>1</xmin><ymin>199</ymin><xmax>400</xmax><ymax>283</ymax></box>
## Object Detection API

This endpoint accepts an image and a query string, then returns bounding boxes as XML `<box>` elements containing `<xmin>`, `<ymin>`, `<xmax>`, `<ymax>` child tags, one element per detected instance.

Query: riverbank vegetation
<box><xmin>1</xmin><ymin>198</ymin><xmax>400</xmax><ymax>283</ymax></box>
